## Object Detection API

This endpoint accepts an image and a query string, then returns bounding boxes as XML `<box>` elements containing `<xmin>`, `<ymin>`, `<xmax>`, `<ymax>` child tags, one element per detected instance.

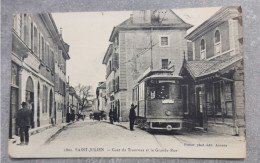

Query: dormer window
<box><xmin>214</xmin><ymin>30</ymin><xmax>221</xmax><ymax>55</ymax></box>
<box><xmin>200</xmin><ymin>39</ymin><xmax>206</xmax><ymax>60</ymax></box>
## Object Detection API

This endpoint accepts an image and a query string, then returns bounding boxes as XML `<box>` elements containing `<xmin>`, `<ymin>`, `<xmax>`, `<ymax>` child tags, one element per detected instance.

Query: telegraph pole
<box><xmin>150</xmin><ymin>27</ymin><xmax>153</xmax><ymax>70</ymax></box>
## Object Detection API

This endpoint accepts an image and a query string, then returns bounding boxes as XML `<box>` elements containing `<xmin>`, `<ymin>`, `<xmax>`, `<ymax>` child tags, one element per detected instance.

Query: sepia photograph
<box><xmin>8</xmin><ymin>6</ymin><xmax>246</xmax><ymax>158</ymax></box>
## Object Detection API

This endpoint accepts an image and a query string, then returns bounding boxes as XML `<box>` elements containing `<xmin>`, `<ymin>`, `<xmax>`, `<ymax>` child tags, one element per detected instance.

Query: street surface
<box><xmin>9</xmin><ymin>119</ymin><xmax>246</xmax><ymax>158</ymax></box>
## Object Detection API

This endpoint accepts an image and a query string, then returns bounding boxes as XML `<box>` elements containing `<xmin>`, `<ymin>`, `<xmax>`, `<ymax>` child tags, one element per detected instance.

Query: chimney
<box><xmin>132</xmin><ymin>10</ymin><xmax>151</xmax><ymax>24</ymax></box>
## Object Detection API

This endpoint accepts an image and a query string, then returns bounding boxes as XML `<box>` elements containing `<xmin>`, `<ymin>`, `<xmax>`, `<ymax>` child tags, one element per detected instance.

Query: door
<box><xmin>10</xmin><ymin>87</ymin><xmax>19</xmax><ymax>138</ymax></box>
<box><xmin>26</xmin><ymin>77</ymin><xmax>34</xmax><ymax>129</ymax></box>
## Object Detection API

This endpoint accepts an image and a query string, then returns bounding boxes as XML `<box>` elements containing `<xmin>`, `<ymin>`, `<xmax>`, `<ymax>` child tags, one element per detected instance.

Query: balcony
<box><xmin>12</xmin><ymin>29</ymin><xmax>30</xmax><ymax>59</ymax></box>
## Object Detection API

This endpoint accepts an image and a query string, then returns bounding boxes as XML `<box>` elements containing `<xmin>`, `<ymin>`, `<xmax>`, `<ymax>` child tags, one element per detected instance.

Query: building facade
<box><xmin>180</xmin><ymin>6</ymin><xmax>244</xmax><ymax>135</ymax></box>
<box><xmin>95</xmin><ymin>82</ymin><xmax>107</xmax><ymax>112</ymax></box>
<box><xmin>54</xmin><ymin>32</ymin><xmax>70</xmax><ymax>124</ymax></box>
<box><xmin>66</xmin><ymin>86</ymin><xmax>80</xmax><ymax>121</ymax></box>
<box><xmin>103</xmin><ymin>10</ymin><xmax>192</xmax><ymax>121</ymax></box>
<box><xmin>10</xmin><ymin>13</ymin><xmax>69</xmax><ymax>139</ymax></box>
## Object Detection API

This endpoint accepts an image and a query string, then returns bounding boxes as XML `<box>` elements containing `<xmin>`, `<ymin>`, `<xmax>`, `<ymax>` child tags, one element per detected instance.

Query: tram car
<box><xmin>133</xmin><ymin>70</ymin><xmax>184</xmax><ymax>131</ymax></box>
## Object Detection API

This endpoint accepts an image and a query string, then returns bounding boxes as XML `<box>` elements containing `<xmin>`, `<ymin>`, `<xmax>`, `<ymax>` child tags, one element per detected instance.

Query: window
<box><xmin>161</xmin><ymin>59</ymin><xmax>168</xmax><ymax>69</ymax></box>
<box><xmin>214</xmin><ymin>30</ymin><xmax>221</xmax><ymax>55</ymax></box>
<box><xmin>23</xmin><ymin>14</ymin><xmax>27</xmax><ymax>43</ymax></box>
<box><xmin>13</xmin><ymin>14</ymin><xmax>22</xmax><ymax>37</ymax></box>
<box><xmin>46</xmin><ymin>44</ymin><xmax>50</xmax><ymax>66</ymax></box>
<box><xmin>11</xmin><ymin>64</ymin><xmax>18</xmax><ymax>86</ymax></box>
<box><xmin>200</xmin><ymin>39</ymin><xmax>206</xmax><ymax>60</ymax></box>
<box><xmin>50</xmin><ymin>50</ymin><xmax>54</xmax><ymax>70</ymax></box>
<box><xmin>139</xmin><ymin>82</ymin><xmax>145</xmax><ymax>100</ymax></box>
<box><xmin>160</xmin><ymin>36</ymin><xmax>169</xmax><ymax>47</ymax></box>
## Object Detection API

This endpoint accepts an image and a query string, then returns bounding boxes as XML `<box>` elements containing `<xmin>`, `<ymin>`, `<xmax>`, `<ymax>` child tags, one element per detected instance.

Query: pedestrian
<box><xmin>129</xmin><ymin>104</ymin><xmax>137</xmax><ymax>131</ymax></box>
<box><xmin>109</xmin><ymin>109</ymin><xmax>114</xmax><ymax>124</ymax></box>
<box><xmin>113</xmin><ymin>107</ymin><xmax>118</xmax><ymax>122</ymax></box>
<box><xmin>15</xmin><ymin>102</ymin><xmax>32</xmax><ymax>145</ymax></box>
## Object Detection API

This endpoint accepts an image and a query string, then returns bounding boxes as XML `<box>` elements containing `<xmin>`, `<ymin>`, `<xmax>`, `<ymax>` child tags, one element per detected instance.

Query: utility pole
<box><xmin>150</xmin><ymin>27</ymin><xmax>153</xmax><ymax>70</ymax></box>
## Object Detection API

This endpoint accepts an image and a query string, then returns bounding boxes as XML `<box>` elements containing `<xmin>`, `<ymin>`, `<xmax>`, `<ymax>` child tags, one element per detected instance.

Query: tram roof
<box><xmin>137</xmin><ymin>70</ymin><xmax>182</xmax><ymax>83</ymax></box>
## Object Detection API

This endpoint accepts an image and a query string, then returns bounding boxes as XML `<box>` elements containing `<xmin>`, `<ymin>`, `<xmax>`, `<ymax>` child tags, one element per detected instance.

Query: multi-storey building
<box><xmin>10</xmin><ymin>13</ymin><xmax>69</xmax><ymax>139</ymax></box>
<box><xmin>103</xmin><ymin>10</ymin><xmax>192</xmax><ymax>121</ymax></box>
<box><xmin>66</xmin><ymin>86</ymin><xmax>80</xmax><ymax>122</ymax></box>
<box><xmin>54</xmin><ymin>31</ymin><xmax>70</xmax><ymax>124</ymax></box>
<box><xmin>180</xmin><ymin>6</ymin><xmax>244</xmax><ymax>135</ymax></box>
<box><xmin>95</xmin><ymin>82</ymin><xmax>107</xmax><ymax>112</ymax></box>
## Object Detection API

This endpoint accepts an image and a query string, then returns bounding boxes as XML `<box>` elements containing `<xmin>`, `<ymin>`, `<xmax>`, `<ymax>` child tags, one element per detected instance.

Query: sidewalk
<box><xmin>107</xmin><ymin>120</ymin><xmax>245</xmax><ymax>141</ymax></box>
<box><xmin>8</xmin><ymin>122</ymin><xmax>71</xmax><ymax>145</ymax></box>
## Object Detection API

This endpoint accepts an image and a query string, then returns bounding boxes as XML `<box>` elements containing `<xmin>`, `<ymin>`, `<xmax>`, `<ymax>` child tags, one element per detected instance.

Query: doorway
<box><xmin>26</xmin><ymin>77</ymin><xmax>34</xmax><ymax>128</ymax></box>
<box><xmin>196</xmin><ymin>86</ymin><xmax>203</xmax><ymax>127</ymax></box>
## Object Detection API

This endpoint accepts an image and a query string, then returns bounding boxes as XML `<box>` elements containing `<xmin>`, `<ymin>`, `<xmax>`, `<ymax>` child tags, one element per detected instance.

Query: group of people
<box><xmin>108</xmin><ymin>107</ymin><xmax>118</xmax><ymax>124</ymax></box>
<box><xmin>15</xmin><ymin>102</ymin><xmax>138</xmax><ymax>146</ymax></box>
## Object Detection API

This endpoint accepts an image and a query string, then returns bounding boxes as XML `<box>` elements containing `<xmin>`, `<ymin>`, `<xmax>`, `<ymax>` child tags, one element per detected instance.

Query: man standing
<box><xmin>109</xmin><ymin>109</ymin><xmax>114</xmax><ymax>124</ymax></box>
<box><xmin>16</xmin><ymin>102</ymin><xmax>32</xmax><ymax>145</ymax></box>
<box><xmin>129</xmin><ymin>104</ymin><xmax>137</xmax><ymax>131</ymax></box>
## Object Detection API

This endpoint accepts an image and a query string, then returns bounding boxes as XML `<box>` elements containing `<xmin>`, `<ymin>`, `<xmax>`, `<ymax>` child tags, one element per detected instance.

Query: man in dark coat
<box><xmin>109</xmin><ymin>109</ymin><xmax>114</xmax><ymax>124</ymax></box>
<box><xmin>129</xmin><ymin>104</ymin><xmax>137</xmax><ymax>131</ymax></box>
<box><xmin>16</xmin><ymin>102</ymin><xmax>32</xmax><ymax>145</ymax></box>
<box><xmin>113</xmin><ymin>107</ymin><xmax>118</xmax><ymax>122</ymax></box>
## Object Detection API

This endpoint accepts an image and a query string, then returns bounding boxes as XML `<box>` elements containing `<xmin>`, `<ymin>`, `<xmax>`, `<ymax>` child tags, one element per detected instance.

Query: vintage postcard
<box><xmin>8</xmin><ymin>6</ymin><xmax>246</xmax><ymax>158</ymax></box>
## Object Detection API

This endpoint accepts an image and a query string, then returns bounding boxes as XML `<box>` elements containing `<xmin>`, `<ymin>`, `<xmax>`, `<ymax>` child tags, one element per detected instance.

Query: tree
<box><xmin>75</xmin><ymin>84</ymin><xmax>93</xmax><ymax>111</ymax></box>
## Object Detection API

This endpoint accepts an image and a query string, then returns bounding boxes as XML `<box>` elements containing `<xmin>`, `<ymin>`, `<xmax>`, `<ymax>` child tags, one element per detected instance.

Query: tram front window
<box><xmin>147</xmin><ymin>83</ymin><xmax>181</xmax><ymax>100</ymax></box>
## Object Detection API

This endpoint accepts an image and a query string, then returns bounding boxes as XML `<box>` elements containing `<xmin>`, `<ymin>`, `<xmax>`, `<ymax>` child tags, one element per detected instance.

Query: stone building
<box><xmin>10</xmin><ymin>13</ymin><xmax>69</xmax><ymax>138</ymax></box>
<box><xmin>103</xmin><ymin>10</ymin><xmax>192</xmax><ymax>121</ymax></box>
<box><xmin>180</xmin><ymin>6</ymin><xmax>244</xmax><ymax>135</ymax></box>
<box><xmin>66</xmin><ymin>86</ymin><xmax>80</xmax><ymax>118</ymax></box>
<box><xmin>95</xmin><ymin>82</ymin><xmax>107</xmax><ymax>112</ymax></box>
<box><xmin>54</xmin><ymin>30</ymin><xmax>70</xmax><ymax>124</ymax></box>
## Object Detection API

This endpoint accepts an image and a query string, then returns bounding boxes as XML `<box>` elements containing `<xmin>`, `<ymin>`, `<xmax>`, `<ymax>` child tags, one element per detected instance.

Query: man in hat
<box><xmin>16</xmin><ymin>102</ymin><xmax>32</xmax><ymax>145</ymax></box>
<box><xmin>129</xmin><ymin>104</ymin><xmax>137</xmax><ymax>131</ymax></box>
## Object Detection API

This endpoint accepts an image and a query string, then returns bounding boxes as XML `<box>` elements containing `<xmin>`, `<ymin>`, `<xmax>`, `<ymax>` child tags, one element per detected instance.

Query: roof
<box><xmin>185</xmin><ymin>54</ymin><xmax>243</xmax><ymax>79</ymax></box>
<box><xmin>138</xmin><ymin>70</ymin><xmax>182</xmax><ymax>83</ymax></box>
<box><xmin>109</xmin><ymin>9</ymin><xmax>193</xmax><ymax>41</ymax></box>
<box><xmin>102</xmin><ymin>44</ymin><xmax>113</xmax><ymax>64</ymax></box>
<box><xmin>186</xmin><ymin>6</ymin><xmax>241</xmax><ymax>41</ymax></box>
<box><xmin>186</xmin><ymin>61</ymin><xmax>218</xmax><ymax>78</ymax></box>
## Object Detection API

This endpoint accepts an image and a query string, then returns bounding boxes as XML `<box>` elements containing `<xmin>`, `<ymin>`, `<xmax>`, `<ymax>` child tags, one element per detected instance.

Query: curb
<box><xmin>9</xmin><ymin>122</ymin><xmax>73</xmax><ymax>145</ymax></box>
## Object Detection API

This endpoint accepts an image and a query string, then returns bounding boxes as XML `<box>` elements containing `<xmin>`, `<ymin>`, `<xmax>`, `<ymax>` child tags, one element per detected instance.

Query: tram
<box><xmin>132</xmin><ymin>70</ymin><xmax>184</xmax><ymax>131</ymax></box>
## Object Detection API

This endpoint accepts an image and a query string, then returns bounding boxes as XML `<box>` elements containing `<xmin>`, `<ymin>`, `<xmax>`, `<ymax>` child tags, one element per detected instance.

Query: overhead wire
<box><xmin>121</xmin><ymin>10</ymin><xmax>168</xmax><ymax>64</ymax></box>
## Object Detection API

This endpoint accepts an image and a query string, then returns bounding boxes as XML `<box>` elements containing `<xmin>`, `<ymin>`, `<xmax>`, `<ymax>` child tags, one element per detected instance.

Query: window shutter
<box><xmin>27</xmin><ymin>16</ymin><xmax>31</xmax><ymax>48</ymax></box>
<box><xmin>115</xmin><ymin>53</ymin><xmax>119</xmax><ymax>68</ymax></box>
<box><xmin>117</xmin><ymin>76</ymin><xmax>120</xmax><ymax>91</ymax></box>
<box><xmin>55</xmin><ymin>73</ymin><xmax>58</xmax><ymax>92</ymax></box>
<box><xmin>58</xmin><ymin>50</ymin><xmax>62</xmax><ymax>66</ymax></box>
<box><xmin>39</xmin><ymin>33</ymin><xmax>41</xmax><ymax>59</ymax></box>
<box><xmin>113</xmin><ymin>80</ymin><xmax>115</xmax><ymax>92</ymax></box>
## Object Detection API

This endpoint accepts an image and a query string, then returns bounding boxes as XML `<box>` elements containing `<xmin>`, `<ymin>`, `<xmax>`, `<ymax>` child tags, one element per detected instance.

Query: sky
<box><xmin>52</xmin><ymin>7</ymin><xmax>221</xmax><ymax>91</ymax></box>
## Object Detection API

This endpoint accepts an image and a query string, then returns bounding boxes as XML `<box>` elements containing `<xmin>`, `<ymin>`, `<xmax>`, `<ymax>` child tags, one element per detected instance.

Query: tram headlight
<box><xmin>165</xmin><ymin>111</ymin><xmax>172</xmax><ymax>116</ymax></box>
